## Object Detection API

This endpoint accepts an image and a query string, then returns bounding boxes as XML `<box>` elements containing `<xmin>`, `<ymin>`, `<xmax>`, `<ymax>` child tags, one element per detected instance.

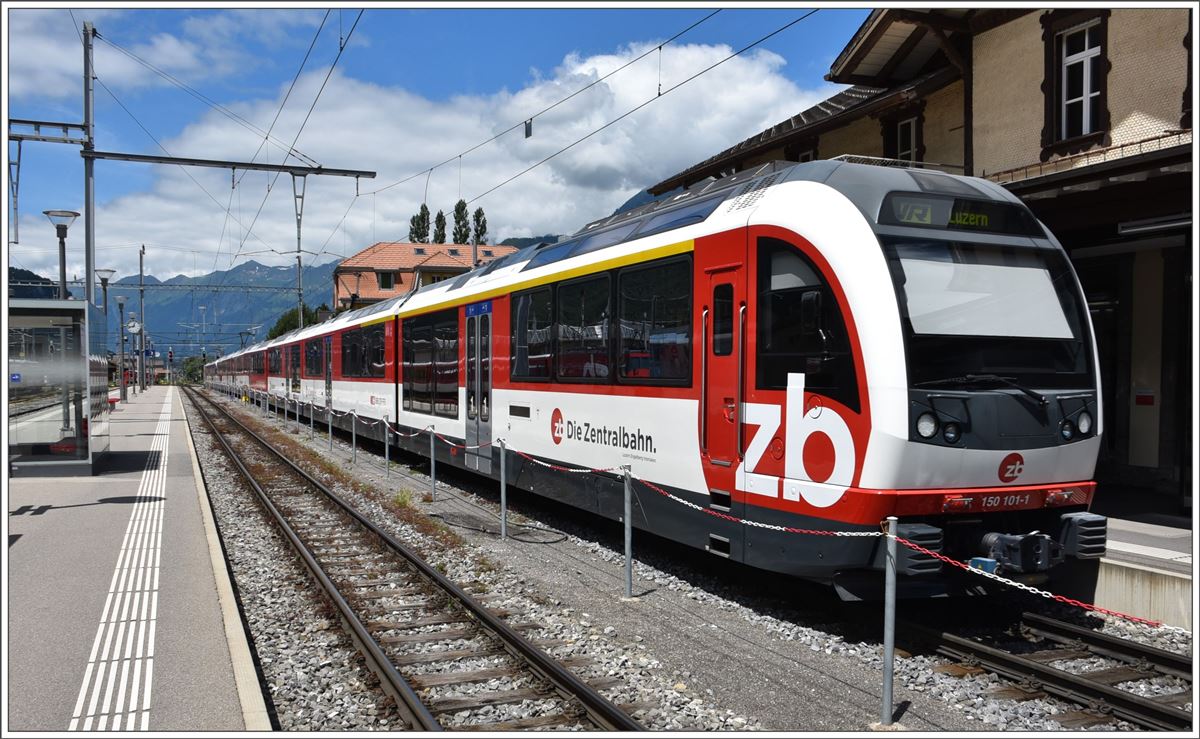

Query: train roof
<box><xmin>208</xmin><ymin>158</ymin><xmax>1035</xmax><ymax>367</ymax></box>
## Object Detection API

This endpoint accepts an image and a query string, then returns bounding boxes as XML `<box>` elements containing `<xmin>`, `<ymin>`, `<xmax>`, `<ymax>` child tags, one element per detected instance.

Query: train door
<box><xmin>697</xmin><ymin>237</ymin><xmax>748</xmax><ymax>559</ymax></box>
<box><xmin>465</xmin><ymin>301</ymin><xmax>493</xmax><ymax>473</ymax></box>
<box><xmin>324</xmin><ymin>335</ymin><xmax>333</xmax><ymax>407</ymax></box>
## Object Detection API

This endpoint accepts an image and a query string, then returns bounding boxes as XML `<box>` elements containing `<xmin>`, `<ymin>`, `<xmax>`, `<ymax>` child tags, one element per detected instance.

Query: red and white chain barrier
<box><xmin>243</xmin><ymin>399</ymin><xmax>1184</xmax><ymax>635</ymax></box>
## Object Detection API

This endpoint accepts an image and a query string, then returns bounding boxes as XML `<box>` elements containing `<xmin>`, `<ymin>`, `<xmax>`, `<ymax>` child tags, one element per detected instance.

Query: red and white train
<box><xmin>207</xmin><ymin>159</ymin><xmax>1107</xmax><ymax>598</ymax></box>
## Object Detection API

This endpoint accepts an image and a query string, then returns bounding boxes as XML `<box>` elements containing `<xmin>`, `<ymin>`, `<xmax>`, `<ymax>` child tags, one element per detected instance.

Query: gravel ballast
<box><xmin>198</xmin><ymin>388</ymin><xmax>1193</xmax><ymax>731</ymax></box>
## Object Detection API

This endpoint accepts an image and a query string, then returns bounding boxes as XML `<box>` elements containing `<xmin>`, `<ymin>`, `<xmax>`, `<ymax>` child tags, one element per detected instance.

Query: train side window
<box><xmin>434</xmin><ymin>312</ymin><xmax>458</xmax><ymax>418</ymax></box>
<box><xmin>713</xmin><ymin>283</ymin><xmax>733</xmax><ymax>356</ymax></box>
<box><xmin>402</xmin><ymin>309</ymin><xmax>457</xmax><ymax>416</ymax></box>
<box><xmin>756</xmin><ymin>237</ymin><xmax>859</xmax><ymax>412</ymax></box>
<box><xmin>617</xmin><ymin>258</ymin><xmax>691</xmax><ymax>383</ymax></box>
<box><xmin>511</xmin><ymin>287</ymin><xmax>553</xmax><ymax>381</ymax></box>
<box><xmin>556</xmin><ymin>274</ymin><xmax>611</xmax><ymax>382</ymax></box>
<box><xmin>269</xmin><ymin>348</ymin><xmax>281</xmax><ymax>374</ymax></box>
<box><xmin>304</xmin><ymin>339</ymin><xmax>323</xmax><ymax>377</ymax></box>
<box><xmin>364</xmin><ymin>324</ymin><xmax>386</xmax><ymax>378</ymax></box>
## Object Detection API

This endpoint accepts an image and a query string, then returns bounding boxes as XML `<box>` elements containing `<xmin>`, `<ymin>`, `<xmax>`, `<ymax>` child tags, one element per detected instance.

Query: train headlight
<box><xmin>1077</xmin><ymin>411</ymin><xmax>1093</xmax><ymax>436</ymax></box>
<box><xmin>1060</xmin><ymin>420</ymin><xmax>1075</xmax><ymax>441</ymax></box>
<box><xmin>916</xmin><ymin>412</ymin><xmax>938</xmax><ymax>439</ymax></box>
<box><xmin>942</xmin><ymin>422</ymin><xmax>961</xmax><ymax>444</ymax></box>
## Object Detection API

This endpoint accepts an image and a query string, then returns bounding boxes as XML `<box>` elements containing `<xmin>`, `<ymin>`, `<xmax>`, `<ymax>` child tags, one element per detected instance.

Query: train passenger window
<box><xmin>269</xmin><ymin>348</ymin><xmax>281</xmax><ymax>374</ymax></box>
<box><xmin>713</xmin><ymin>284</ymin><xmax>733</xmax><ymax>356</ymax></box>
<box><xmin>617</xmin><ymin>258</ymin><xmax>691</xmax><ymax>383</ymax></box>
<box><xmin>434</xmin><ymin>315</ymin><xmax>457</xmax><ymax>417</ymax></box>
<box><xmin>364</xmin><ymin>324</ymin><xmax>386</xmax><ymax>378</ymax></box>
<box><xmin>341</xmin><ymin>330</ymin><xmax>360</xmax><ymax>376</ymax></box>
<box><xmin>511</xmin><ymin>287</ymin><xmax>553</xmax><ymax>381</ymax></box>
<box><xmin>756</xmin><ymin>237</ymin><xmax>859</xmax><ymax>412</ymax></box>
<box><xmin>304</xmin><ymin>339</ymin><xmax>323</xmax><ymax>377</ymax></box>
<box><xmin>557</xmin><ymin>275</ymin><xmax>611</xmax><ymax>381</ymax></box>
<box><xmin>402</xmin><ymin>309</ymin><xmax>457</xmax><ymax>417</ymax></box>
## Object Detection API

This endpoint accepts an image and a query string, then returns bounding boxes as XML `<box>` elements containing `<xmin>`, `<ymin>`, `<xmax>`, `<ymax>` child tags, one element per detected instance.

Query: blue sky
<box><xmin>6</xmin><ymin>5</ymin><xmax>870</xmax><ymax>284</ymax></box>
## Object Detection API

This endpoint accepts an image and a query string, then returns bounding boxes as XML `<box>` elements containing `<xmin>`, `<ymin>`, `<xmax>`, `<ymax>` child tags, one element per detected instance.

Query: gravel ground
<box><xmin>185</xmin><ymin>394</ymin><xmax>404</xmax><ymax>731</ymax></box>
<box><xmin>204</xmin><ymin>389</ymin><xmax>1195</xmax><ymax>732</ymax></box>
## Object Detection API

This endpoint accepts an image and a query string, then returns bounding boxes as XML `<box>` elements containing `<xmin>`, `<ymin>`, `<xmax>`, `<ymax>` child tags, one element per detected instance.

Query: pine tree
<box><xmin>472</xmin><ymin>207</ymin><xmax>488</xmax><ymax>246</ymax></box>
<box><xmin>408</xmin><ymin>204</ymin><xmax>431</xmax><ymax>243</ymax></box>
<box><xmin>433</xmin><ymin>210</ymin><xmax>447</xmax><ymax>243</ymax></box>
<box><xmin>452</xmin><ymin>199</ymin><xmax>470</xmax><ymax>244</ymax></box>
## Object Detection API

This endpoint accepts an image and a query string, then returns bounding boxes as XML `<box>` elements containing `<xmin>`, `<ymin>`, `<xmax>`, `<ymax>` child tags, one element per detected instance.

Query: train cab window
<box><xmin>713</xmin><ymin>284</ymin><xmax>733</xmax><ymax>356</ymax></box>
<box><xmin>511</xmin><ymin>287</ymin><xmax>554</xmax><ymax>381</ymax></box>
<box><xmin>304</xmin><ymin>339</ymin><xmax>323</xmax><ymax>377</ymax></box>
<box><xmin>617</xmin><ymin>258</ymin><xmax>691</xmax><ymax>383</ymax></box>
<box><xmin>756</xmin><ymin>237</ymin><xmax>858</xmax><ymax>412</ymax></box>
<box><xmin>556</xmin><ymin>274</ymin><xmax>611</xmax><ymax>381</ymax></box>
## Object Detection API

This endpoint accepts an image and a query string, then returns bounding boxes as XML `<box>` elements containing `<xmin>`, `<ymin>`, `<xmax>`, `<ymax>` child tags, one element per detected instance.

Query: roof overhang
<box><xmin>827</xmin><ymin>8</ymin><xmax>1012</xmax><ymax>86</ymax></box>
<box><xmin>649</xmin><ymin>66</ymin><xmax>959</xmax><ymax>194</ymax></box>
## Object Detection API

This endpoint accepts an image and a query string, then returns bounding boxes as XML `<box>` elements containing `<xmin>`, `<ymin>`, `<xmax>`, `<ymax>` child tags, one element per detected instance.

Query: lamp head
<box><xmin>43</xmin><ymin>209</ymin><xmax>80</xmax><ymax>230</ymax></box>
<box><xmin>116</xmin><ymin>295</ymin><xmax>127</xmax><ymax>308</ymax></box>
<box><xmin>95</xmin><ymin>268</ymin><xmax>116</xmax><ymax>286</ymax></box>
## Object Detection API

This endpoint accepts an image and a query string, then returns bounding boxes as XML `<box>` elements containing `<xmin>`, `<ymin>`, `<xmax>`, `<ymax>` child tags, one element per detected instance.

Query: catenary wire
<box><xmin>364</xmin><ymin>9</ymin><xmax>721</xmax><ymax>196</ymax></box>
<box><xmin>468</xmin><ymin>10</ymin><xmax>819</xmax><ymax>205</ymax></box>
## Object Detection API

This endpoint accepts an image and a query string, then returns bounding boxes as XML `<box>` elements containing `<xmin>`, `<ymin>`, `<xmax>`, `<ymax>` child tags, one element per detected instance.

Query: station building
<box><xmin>333</xmin><ymin>242</ymin><xmax>518</xmax><ymax>311</ymax></box>
<box><xmin>650</xmin><ymin>8</ymin><xmax>1193</xmax><ymax>515</ymax></box>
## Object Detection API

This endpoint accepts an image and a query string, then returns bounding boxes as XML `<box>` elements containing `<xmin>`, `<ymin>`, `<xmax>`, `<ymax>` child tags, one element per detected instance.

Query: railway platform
<box><xmin>6</xmin><ymin>386</ymin><xmax>270</xmax><ymax>732</ymax></box>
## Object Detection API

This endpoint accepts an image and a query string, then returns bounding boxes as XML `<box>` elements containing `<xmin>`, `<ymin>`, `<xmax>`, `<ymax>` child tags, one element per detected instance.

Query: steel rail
<box><xmin>1021</xmin><ymin>611</ymin><xmax>1192</xmax><ymax>679</ymax></box>
<box><xmin>905</xmin><ymin>621</ymin><xmax>1193</xmax><ymax>731</ymax></box>
<box><xmin>185</xmin><ymin>387</ymin><xmax>442</xmax><ymax>731</ymax></box>
<box><xmin>190</xmin><ymin>387</ymin><xmax>644</xmax><ymax>732</ymax></box>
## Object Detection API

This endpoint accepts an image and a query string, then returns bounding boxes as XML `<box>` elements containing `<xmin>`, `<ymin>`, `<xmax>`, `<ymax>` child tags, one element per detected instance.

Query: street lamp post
<box><xmin>117</xmin><ymin>295</ymin><xmax>127</xmax><ymax>401</ymax></box>
<box><xmin>44</xmin><ymin>210</ymin><xmax>80</xmax><ymax>433</ymax></box>
<box><xmin>95</xmin><ymin>268</ymin><xmax>115</xmax><ymax>315</ymax></box>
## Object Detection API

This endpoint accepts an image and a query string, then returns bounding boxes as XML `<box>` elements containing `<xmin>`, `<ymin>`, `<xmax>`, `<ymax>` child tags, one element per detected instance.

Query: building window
<box><xmin>414</xmin><ymin>247</ymin><xmax>426</xmax><ymax>255</ymax></box>
<box><xmin>881</xmin><ymin>104</ymin><xmax>924</xmax><ymax>164</ymax></box>
<box><xmin>797</xmin><ymin>150</ymin><xmax>816</xmax><ymax>163</ymax></box>
<box><xmin>377</xmin><ymin>271</ymin><xmax>396</xmax><ymax>290</ymax></box>
<box><xmin>482</xmin><ymin>249</ymin><xmax>494</xmax><ymax>257</ymax></box>
<box><xmin>1040</xmin><ymin>10</ymin><xmax>1109</xmax><ymax>160</ymax></box>
<box><xmin>448</xmin><ymin>248</ymin><xmax>460</xmax><ymax>256</ymax></box>
<box><xmin>896</xmin><ymin>117</ymin><xmax>917</xmax><ymax>161</ymax></box>
<box><xmin>1060</xmin><ymin>22</ymin><xmax>1101</xmax><ymax>140</ymax></box>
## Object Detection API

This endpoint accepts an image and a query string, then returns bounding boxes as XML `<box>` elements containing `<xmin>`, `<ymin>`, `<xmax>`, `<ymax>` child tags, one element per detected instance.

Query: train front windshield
<box><xmin>882</xmin><ymin>237</ymin><xmax>1093</xmax><ymax>389</ymax></box>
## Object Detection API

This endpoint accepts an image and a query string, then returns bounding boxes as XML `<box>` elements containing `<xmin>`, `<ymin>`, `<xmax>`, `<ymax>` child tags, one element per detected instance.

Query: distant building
<box><xmin>651</xmin><ymin>8</ymin><xmax>1192</xmax><ymax>512</ymax></box>
<box><xmin>333</xmin><ymin>242</ymin><xmax>518</xmax><ymax>310</ymax></box>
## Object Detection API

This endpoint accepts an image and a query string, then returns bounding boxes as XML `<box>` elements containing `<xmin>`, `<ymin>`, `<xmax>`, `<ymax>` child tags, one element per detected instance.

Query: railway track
<box><xmin>906</xmin><ymin>610</ymin><xmax>1192</xmax><ymax>731</ymax></box>
<box><xmin>184</xmin><ymin>386</ymin><xmax>644</xmax><ymax>732</ymax></box>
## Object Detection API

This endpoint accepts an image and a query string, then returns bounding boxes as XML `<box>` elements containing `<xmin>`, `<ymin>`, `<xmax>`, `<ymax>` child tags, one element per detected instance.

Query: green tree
<box><xmin>266</xmin><ymin>303</ymin><xmax>321</xmax><ymax>340</ymax></box>
<box><xmin>472</xmin><ymin>207</ymin><xmax>488</xmax><ymax>247</ymax></box>
<box><xmin>180</xmin><ymin>355</ymin><xmax>205</xmax><ymax>384</ymax></box>
<box><xmin>452</xmin><ymin>199</ymin><xmax>470</xmax><ymax>244</ymax></box>
<box><xmin>408</xmin><ymin>203</ymin><xmax>431</xmax><ymax>243</ymax></box>
<box><xmin>433</xmin><ymin>210</ymin><xmax>447</xmax><ymax>244</ymax></box>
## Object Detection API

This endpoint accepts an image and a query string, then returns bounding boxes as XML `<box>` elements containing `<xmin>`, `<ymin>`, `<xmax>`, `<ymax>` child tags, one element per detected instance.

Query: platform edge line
<box><xmin>180</xmin><ymin>388</ymin><xmax>273</xmax><ymax>731</ymax></box>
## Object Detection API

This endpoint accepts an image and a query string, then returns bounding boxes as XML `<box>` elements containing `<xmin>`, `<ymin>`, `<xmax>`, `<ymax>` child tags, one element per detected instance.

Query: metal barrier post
<box><xmin>328</xmin><ymin>406</ymin><xmax>333</xmax><ymax>450</ymax></box>
<box><xmin>499</xmin><ymin>439</ymin><xmax>507</xmax><ymax>540</ymax></box>
<box><xmin>429</xmin><ymin>428</ymin><xmax>436</xmax><ymax>502</ymax></box>
<box><xmin>309</xmin><ymin>402</ymin><xmax>314</xmax><ymax>439</ymax></box>
<box><xmin>881</xmin><ymin>515</ymin><xmax>898</xmax><ymax>726</ymax></box>
<box><xmin>351</xmin><ymin>413</ymin><xmax>357</xmax><ymax>464</ymax></box>
<box><xmin>384</xmin><ymin>417</ymin><xmax>390</xmax><ymax>480</ymax></box>
<box><xmin>623</xmin><ymin>465</ymin><xmax>633</xmax><ymax>598</ymax></box>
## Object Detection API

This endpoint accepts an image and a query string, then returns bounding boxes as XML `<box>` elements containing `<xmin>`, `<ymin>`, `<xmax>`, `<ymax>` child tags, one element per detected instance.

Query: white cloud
<box><xmin>10</xmin><ymin>37</ymin><xmax>842</xmax><ymax>290</ymax></box>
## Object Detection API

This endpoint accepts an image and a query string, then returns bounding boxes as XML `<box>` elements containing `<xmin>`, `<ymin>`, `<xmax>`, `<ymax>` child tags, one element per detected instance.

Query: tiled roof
<box><xmin>337</xmin><ymin>242</ymin><xmax>517</xmax><ymax>271</ymax></box>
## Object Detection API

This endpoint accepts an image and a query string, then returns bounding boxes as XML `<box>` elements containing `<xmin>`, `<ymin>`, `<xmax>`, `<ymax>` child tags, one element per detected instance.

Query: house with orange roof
<box><xmin>332</xmin><ymin>242</ymin><xmax>518</xmax><ymax>310</ymax></box>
